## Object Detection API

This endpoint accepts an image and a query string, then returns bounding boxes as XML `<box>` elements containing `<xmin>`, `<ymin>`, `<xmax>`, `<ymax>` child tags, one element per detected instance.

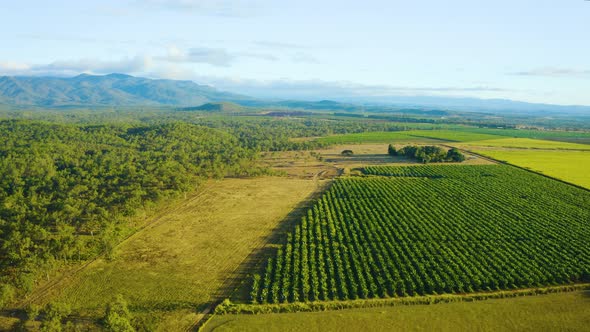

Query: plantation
<box><xmin>252</xmin><ymin>165</ymin><xmax>590</xmax><ymax>304</ymax></box>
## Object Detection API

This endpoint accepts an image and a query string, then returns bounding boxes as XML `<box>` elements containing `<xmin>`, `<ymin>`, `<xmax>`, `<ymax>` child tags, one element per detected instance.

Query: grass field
<box><xmin>470</xmin><ymin>149</ymin><xmax>590</xmax><ymax>189</ymax></box>
<box><xmin>405</xmin><ymin>130</ymin><xmax>505</xmax><ymax>142</ymax></box>
<box><xmin>459</xmin><ymin>137</ymin><xmax>590</xmax><ymax>150</ymax></box>
<box><xmin>21</xmin><ymin>177</ymin><xmax>322</xmax><ymax>330</ymax></box>
<box><xmin>315</xmin><ymin>131</ymin><xmax>432</xmax><ymax>144</ymax></box>
<box><xmin>316</xmin><ymin>129</ymin><xmax>508</xmax><ymax>145</ymax></box>
<box><xmin>204</xmin><ymin>290</ymin><xmax>590</xmax><ymax>331</ymax></box>
<box><xmin>455</xmin><ymin>128</ymin><xmax>590</xmax><ymax>142</ymax></box>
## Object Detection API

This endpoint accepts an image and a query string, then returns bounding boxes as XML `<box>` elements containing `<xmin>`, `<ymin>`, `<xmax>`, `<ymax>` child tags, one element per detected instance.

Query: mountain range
<box><xmin>1</xmin><ymin>73</ymin><xmax>589</xmax><ymax>116</ymax></box>
<box><xmin>0</xmin><ymin>73</ymin><xmax>250</xmax><ymax>107</ymax></box>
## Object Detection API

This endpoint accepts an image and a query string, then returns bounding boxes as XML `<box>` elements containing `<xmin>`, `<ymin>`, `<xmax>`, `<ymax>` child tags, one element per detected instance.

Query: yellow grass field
<box><xmin>470</xmin><ymin>149</ymin><xmax>590</xmax><ymax>189</ymax></box>
<box><xmin>20</xmin><ymin>177</ymin><xmax>323</xmax><ymax>331</ymax></box>
<box><xmin>204</xmin><ymin>290</ymin><xmax>590</xmax><ymax>332</ymax></box>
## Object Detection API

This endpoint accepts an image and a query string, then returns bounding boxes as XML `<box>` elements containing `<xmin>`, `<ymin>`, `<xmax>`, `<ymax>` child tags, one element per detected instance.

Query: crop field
<box><xmin>404</xmin><ymin>130</ymin><xmax>506</xmax><ymax>142</ymax></box>
<box><xmin>315</xmin><ymin>129</ymin><xmax>510</xmax><ymax>145</ymax></box>
<box><xmin>458</xmin><ymin>137</ymin><xmax>590</xmax><ymax>150</ymax></box>
<box><xmin>470</xmin><ymin>149</ymin><xmax>590</xmax><ymax>189</ymax></box>
<box><xmin>251</xmin><ymin>165</ymin><xmax>590</xmax><ymax>304</ymax></box>
<box><xmin>23</xmin><ymin>177</ymin><xmax>321</xmax><ymax>330</ymax></box>
<box><xmin>315</xmin><ymin>131</ymin><xmax>433</xmax><ymax>144</ymax></box>
<box><xmin>205</xmin><ymin>290</ymin><xmax>590</xmax><ymax>332</ymax></box>
<box><xmin>454</xmin><ymin>128</ymin><xmax>590</xmax><ymax>142</ymax></box>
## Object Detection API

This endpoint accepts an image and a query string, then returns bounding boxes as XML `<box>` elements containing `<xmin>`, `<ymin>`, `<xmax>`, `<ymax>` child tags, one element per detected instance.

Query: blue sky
<box><xmin>1</xmin><ymin>0</ymin><xmax>589</xmax><ymax>105</ymax></box>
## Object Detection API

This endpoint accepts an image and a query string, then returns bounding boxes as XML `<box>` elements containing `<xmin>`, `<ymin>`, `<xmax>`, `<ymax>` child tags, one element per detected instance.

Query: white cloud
<box><xmin>291</xmin><ymin>53</ymin><xmax>320</xmax><ymax>64</ymax></box>
<box><xmin>511</xmin><ymin>67</ymin><xmax>590</xmax><ymax>78</ymax></box>
<box><xmin>34</xmin><ymin>56</ymin><xmax>152</xmax><ymax>75</ymax></box>
<box><xmin>156</xmin><ymin>46</ymin><xmax>278</xmax><ymax>66</ymax></box>
<box><xmin>0</xmin><ymin>57</ymin><xmax>152</xmax><ymax>77</ymax></box>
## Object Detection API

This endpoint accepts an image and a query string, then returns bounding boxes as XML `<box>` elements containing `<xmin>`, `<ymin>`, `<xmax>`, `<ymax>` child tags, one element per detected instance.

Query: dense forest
<box><xmin>0</xmin><ymin>119</ymin><xmax>265</xmax><ymax>304</ymax></box>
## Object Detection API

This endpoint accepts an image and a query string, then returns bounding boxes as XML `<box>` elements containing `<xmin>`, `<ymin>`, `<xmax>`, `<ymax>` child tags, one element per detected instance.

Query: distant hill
<box><xmin>179</xmin><ymin>102</ymin><xmax>245</xmax><ymax>113</ymax></box>
<box><xmin>0</xmin><ymin>73</ymin><xmax>251</xmax><ymax>107</ymax></box>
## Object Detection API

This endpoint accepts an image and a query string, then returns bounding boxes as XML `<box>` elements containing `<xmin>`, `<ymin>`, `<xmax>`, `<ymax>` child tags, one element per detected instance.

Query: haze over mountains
<box><xmin>1</xmin><ymin>73</ymin><xmax>589</xmax><ymax>116</ymax></box>
<box><xmin>0</xmin><ymin>73</ymin><xmax>250</xmax><ymax>107</ymax></box>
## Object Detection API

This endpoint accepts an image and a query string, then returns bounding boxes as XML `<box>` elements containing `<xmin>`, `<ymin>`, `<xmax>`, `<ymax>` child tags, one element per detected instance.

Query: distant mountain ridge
<box><xmin>179</xmin><ymin>102</ymin><xmax>245</xmax><ymax>112</ymax></box>
<box><xmin>1</xmin><ymin>73</ymin><xmax>589</xmax><ymax>117</ymax></box>
<box><xmin>0</xmin><ymin>73</ymin><xmax>251</xmax><ymax>107</ymax></box>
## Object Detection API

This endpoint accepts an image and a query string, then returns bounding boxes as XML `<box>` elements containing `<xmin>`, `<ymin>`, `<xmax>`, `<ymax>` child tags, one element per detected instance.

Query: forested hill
<box><xmin>0</xmin><ymin>74</ymin><xmax>251</xmax><ymax>107</ymax></box>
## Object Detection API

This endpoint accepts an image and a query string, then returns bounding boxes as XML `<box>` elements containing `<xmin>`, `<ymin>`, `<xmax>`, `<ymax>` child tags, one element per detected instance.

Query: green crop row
<box><xmin>251</xmin><ymin>165</ymin><xmax>590</xmax><ymax>303</ymax></box>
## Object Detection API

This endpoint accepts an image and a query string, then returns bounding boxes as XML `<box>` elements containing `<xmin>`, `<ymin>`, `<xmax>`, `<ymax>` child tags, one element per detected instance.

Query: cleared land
<box><xmin>315</xmin><ymin>129</ymin><xmax>508</xmax><ymax>145</ymax></box>
<box><xmin>253</xmin><ymin>165</ymin><xmax>590</xmax><ymax>304</ymax></box>
<box><xmin>468</xmin><ymin>149</ymin><xmax>590</xmax><ymax>189</ymax></box>
<box><xmin>454</xmin><ymin>128</ymin><xmax>590</xmax><ymax>143</ymax></box>
<box><xmin>405</xmin><ymin>130</ymin><xmax>505</xmax><ymax>142</ymax></box>
<box><xmin>204</xmin><ymin>290</ymin><xmax>590</xmax><ymax>332</ymax></box>
<box><xmin>262</xmin><ymin>144</ymin><xmax>492</xmax><ymax>179</ymax></box>
<box><xmin>315</xmin><ymin>131</ymin><xmax>441</xmax><ymax>144</ymax></box>
<box><xmin>22</xmin><ymin>177</ymin><xmax>323</xmax><ymax>330</ymax></box>
<box><xmin>459</xmin><ymin>137</ymin><xmax>590</xmax><ymax>150</ymax></box>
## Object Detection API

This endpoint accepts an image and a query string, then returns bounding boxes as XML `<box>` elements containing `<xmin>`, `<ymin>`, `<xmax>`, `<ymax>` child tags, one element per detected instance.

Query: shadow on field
<box><xmin>213</xmin><ymin>180</ymin><xmax>333</xmax><ymax>304</ymax></box>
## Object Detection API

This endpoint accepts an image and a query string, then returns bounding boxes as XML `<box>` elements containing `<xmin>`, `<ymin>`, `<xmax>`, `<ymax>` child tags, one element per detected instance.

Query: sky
<box><xmin>1</xmin><ymin>0</ymin><xmax>589</xmax><ymax>105</ymax></box>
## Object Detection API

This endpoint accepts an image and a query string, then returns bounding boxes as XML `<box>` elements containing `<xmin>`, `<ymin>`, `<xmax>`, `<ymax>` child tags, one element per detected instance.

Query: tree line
<box><xmin>388</xmin><ymin>144</ymin><xmax>465</xmax><ymax>163</ymax></box>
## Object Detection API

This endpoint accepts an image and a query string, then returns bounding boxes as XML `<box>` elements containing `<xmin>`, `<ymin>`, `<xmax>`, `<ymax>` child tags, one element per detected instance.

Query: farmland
<box><xmin>458</xmin><ymin>137</ymin><xmax>590</xmax><ymax>150</ymax></box>
<box><xmin>205</xmin><ymin>290</ymin><xmax>590</xmax><ymax>332</ymax></box>
<box><xmin>252</xmin><ymin>165</ymin><xmax>590</xmax><ymax>304</ymax></box>
<box><xmin>470</xmin><ymin>149</ymin><xmax>590</xmax><ymax>189</ymax></box>
<box><xmin>316</xmin><ymin>129</ymin><xmax>510</xmax><ymax>145</ymax></box>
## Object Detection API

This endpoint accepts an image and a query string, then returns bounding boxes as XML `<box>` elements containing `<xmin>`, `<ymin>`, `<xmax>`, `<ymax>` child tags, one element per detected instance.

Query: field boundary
<box><xmin>210</xmin><ymin>283</ymin><xmax>590</xmax><ymax>316</ymax></box>
<box><xmin>190</xmin><ymin>177</ymin><xmax>333</xmax><ymax>331</ymax></box>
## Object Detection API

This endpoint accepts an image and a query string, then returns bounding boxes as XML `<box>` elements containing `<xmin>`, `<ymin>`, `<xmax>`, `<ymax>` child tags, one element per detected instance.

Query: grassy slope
<box><xmin>24</xmin><ymin>177</ymin><xmax>321</xmax><ymax>330</ymax></box>
<box><xmin>204</xmin><ymin>290</ymin><xmax>590</xmax><ymax>332</ymax></box>
<box><xmin>471</xmin><ymin>149</ymin><xmax>590</xmax><ymax>189</ymax></box>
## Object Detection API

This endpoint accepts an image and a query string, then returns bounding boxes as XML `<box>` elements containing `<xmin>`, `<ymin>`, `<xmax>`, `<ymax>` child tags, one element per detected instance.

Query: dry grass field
<box><xmin>15</xmin><ymin>177</ymin><xmax>324</xmax><ymax>331</ymax></box>
<box><xmin>262</xmin><ymin>143</ymin><xmax>493</xmax><ymax>179</ymax></box>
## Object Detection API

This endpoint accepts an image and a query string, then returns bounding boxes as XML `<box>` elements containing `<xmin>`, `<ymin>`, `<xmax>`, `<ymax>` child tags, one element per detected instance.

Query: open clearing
<box><xmin>468</xmin><ymin>149</ymin><xmax>590</xmax><ymax>189</ymax></box>
<box><xmin>204</xmin><ymin>290</ymin><xmax>590</xmax><ymax>332</ymax></box>
<box><xmin>315</xmin><ymin>131</ymin><xmax>442</xmax><ymax>144</ymax></box>
<box><xmin>263</xmin><ymin>143</ymin><xmax>492</xmax><ymax>178</ymax></box>
<box><xmin>24</xmin><ymin>177</ymin><xmax>323</xmax><ymax>330</ymax></box>
<box><xmin>458</xmin><ymin>137</ymin><xmax>590</xmax><ymax>150</ymax></box>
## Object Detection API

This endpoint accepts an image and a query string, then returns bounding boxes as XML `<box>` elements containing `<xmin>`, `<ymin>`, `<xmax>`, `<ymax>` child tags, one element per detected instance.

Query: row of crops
<box><xmin>251</xmin><ymin>165</ymin><xmax>590</xmax><ymax>303</ymax></box>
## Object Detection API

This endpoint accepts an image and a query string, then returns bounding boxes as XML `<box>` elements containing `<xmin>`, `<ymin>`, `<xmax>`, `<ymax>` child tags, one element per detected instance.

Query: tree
<box><xmin>388</xmin><ymin>144</ymin><xmax>397</xmax><ymax>156</ymax></box>
<box><xmin>40</xmin><ymin>302</ymin><xmax>71</xmax><ymax>332</ymax></box>
<box><xmin>103</xmin><ymin>294</ymin><xmax>134</xmax><ymax>332</ymax></box>
<box><xmin>446</xmin><ymin>148</ymin><xmax>465</xmax><ymax>162</ymax></box>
